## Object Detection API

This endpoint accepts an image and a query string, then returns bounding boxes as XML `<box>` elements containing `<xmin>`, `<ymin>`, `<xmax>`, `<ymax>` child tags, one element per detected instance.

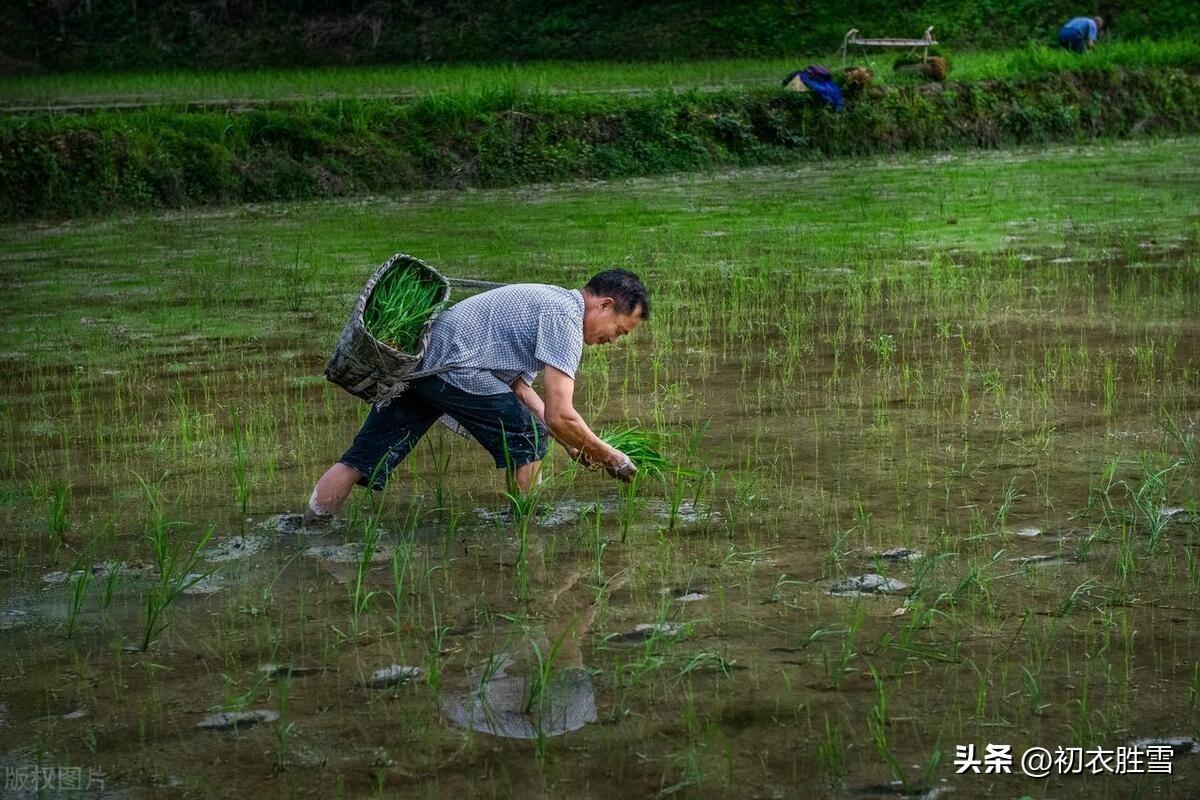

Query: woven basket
<box><xmin>324</xmin><ymin>253</ymin><xmax>452</xmax><ymax>404</ymax></box>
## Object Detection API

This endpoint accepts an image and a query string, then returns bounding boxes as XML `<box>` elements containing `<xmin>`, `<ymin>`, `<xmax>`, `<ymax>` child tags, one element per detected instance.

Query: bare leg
<box><xmin>310</xmin><ymin>458</ymin><xmax>536</xmax><ymax>522</ymax></box>
<box><xmin>512</xmin><ymin>460</ymin><xmax>543</xmax><ymax>494</ymax></box>
<box><xmin>305</xmin><ymin>462</ymin><xmax>363</xmax><ymax>522</ymax></box>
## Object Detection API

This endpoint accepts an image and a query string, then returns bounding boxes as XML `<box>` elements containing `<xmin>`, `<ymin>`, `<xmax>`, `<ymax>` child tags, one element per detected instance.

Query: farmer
<box><xmin>782</xmin><ymin>65</ymin><xmax>844</xmax><ymax>111</ymax></box>
<box><xmin>1057</xmin><ymin>16</ymin><xmax>1102</xmax><ymax>53</ymax></box>
<box><xmin>304</xmin><ymin>269</ymin><xmax>649</xmax><ymax>523</ymax></box>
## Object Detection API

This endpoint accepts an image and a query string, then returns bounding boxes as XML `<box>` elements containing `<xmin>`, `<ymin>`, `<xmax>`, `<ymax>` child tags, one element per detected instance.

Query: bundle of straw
<box><xmin>363</xmin><ymin>265</ymin><xmax>444</xmax><ymax>353</ymax></box>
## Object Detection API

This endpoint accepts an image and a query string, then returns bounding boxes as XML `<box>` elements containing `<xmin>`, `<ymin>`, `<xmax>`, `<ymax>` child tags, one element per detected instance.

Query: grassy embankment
<box><xmin>2</xmin><ymin>42</ymin><xmax>1199</xmax><ymax>221</ymax></box>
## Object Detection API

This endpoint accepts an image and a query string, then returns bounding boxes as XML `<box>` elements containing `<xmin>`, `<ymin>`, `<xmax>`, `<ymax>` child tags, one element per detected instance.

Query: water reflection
<box><xmin>441</xmin><ymin>564</ymin><xmax>602</xmax><ymax>739</ymax></box>
<box><xmin>441</xmin><ymin>653</ymin><xmax>596</xmax><ymax>739</ymax></box>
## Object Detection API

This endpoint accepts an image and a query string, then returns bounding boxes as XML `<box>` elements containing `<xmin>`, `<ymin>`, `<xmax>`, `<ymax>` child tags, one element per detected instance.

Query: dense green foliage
<box><xmin>4</xmin><ymin>0</ymin><xmax>1198</xmax><ymax>72</ymax></box>
<box><xmin>3</xmin><ymin>67</ymin><xmax>1198</xmax><ymax>221</ymax></box>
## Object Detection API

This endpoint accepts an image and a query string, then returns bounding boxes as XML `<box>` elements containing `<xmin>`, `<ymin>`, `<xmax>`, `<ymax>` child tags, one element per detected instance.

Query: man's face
<box><xmin>583</xmin><ymin>298</ymin><xmax>644</xmax><ymax>345</ymax></box>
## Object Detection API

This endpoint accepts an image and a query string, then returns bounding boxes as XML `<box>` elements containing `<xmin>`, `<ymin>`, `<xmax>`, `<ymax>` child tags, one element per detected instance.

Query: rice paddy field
<box><xmin>2</xmin><ymin>40</ymin><xmax>1196</xmax><ymax>110</ymax></box>
<box><xmin>1</xmin><ymin>135</ymin><xmax>1199</xmax><ymax>798</ymax></box>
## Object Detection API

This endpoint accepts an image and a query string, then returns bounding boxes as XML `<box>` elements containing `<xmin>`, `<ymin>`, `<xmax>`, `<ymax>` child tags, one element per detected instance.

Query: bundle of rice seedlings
<box><xmin>600</xmin><ymin>426</ymin><xmax>674</xmax><ymax>478</ymax></box>
<box><xmin>364</xmin><ymin>265</ymin><xmax>445</xmax><ymax>353</ymax></box>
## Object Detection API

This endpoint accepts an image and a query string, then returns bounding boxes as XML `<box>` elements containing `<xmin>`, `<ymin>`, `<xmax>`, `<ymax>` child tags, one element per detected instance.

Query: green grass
<box><xmin>1</xmin><ymin>39</ymin><xmax>1196</xmax><ymax>108</ymax></box>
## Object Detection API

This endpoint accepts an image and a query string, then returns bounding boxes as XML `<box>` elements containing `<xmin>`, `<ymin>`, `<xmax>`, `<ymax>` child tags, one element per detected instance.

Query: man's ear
<box><xmin>600</xmin><ymin>296</ymin><xmax>615</xmax><ymax>310</ymax></box>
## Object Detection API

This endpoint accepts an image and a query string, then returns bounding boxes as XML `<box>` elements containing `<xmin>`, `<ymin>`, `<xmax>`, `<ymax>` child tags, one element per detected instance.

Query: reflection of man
<box><xmin>305</xmin><ymin>270</ymin><xmax>650</xmax><ymax>524</ymax></box>
<box><xmin>441</xmin><ymin>650</ymin><xmax>596</xmax><ymax>739</ymax></box>
<box><xmin>443</xmin><ymin>565</ymin><xmax>610</xmax><ymax>739</ymax></box>
<box><xmin>1058</xmin><ymin>16</ymin><xmax>1102</xmax><ymax>53</ymax></box>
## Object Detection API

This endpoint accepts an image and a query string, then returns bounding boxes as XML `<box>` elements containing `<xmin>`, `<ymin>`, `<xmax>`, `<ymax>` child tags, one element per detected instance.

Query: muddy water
<box><xmin>2</xmin><ymin>243</ymin><xmax>1200</xmax><ymax>798</ymax></box>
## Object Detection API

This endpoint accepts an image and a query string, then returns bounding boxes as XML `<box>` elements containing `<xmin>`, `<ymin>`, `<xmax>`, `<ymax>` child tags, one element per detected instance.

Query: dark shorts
<box><xmin>1058</xmin><ymin>33</ymin><xmax>1086</xmax><ymax>53</ymax></box>
<box><xmin>339</xmin><ymin>376</ymin><xmax>550</xmax><ymax>490</ymax></box>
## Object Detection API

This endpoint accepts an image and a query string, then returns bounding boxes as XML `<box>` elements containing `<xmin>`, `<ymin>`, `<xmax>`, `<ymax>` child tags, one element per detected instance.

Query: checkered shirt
<box><xmin>418</xmin><ymin>284</ymin><xmax>585</xmax><ymax>396</ymax></box>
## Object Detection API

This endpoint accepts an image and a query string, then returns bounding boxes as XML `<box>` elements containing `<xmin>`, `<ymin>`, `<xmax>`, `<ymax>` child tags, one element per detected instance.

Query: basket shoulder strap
<box><xmin>446</xmin><ymin>277</ymin><xmax>508</xmax><ymax>290</ymax></box>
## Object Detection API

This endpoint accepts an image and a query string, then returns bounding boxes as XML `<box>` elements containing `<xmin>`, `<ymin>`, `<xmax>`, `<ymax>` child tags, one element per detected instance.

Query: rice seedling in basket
<box><xmin>363</xmin><ymin>265</ymin><xmax>445</xmax><ymax>353</ymax></box>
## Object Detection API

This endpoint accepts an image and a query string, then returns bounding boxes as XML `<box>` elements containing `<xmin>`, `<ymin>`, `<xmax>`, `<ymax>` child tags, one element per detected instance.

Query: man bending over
<box><xmin>305</xmin><ymin>269</ymin><xmax>649</xmax><ymax>522</ymax></box>
<box><xmin>1058</xmin><ymin>16</ymin><xmax>1102</xmax><ymax>53</ymax></box>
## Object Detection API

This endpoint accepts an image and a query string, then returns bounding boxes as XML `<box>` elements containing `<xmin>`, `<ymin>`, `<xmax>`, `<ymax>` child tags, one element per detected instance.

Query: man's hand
<box><xmin>543</xmin><ymin>365</ymin><xmax>625</xmax><ymax>468</ymax></box>
<box><xmin>561</xmin><ymin>441</ymin><xmax>596</xmax><ymax>468</ymax></box>
<box><xmin>605</xmin><ymin>451</ymin><xmax>638</xmax><ymax>483</ymax></box>
<box><xmin>540</xmin><ymin>366</ymin><xmax>639</xmax><ymax>482</ymax></box>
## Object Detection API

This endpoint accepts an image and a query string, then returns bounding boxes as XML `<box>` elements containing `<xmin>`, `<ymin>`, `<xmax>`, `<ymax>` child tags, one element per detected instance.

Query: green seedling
<box><xmin>48</xmin><ymin>481</ymin><xmax>70</xmax><ymax>561</ymax></box>
<box><xmin>364</xmin><ymin>265</ymin><xmax>444</xmax><ymax>353</ymax></box>
<box><xmin>137</xmin><ymin>474</ymin><xmax>215</xmax><ymax>651</ymax></box>
<box><xmin>231</xmin><ymin>408</ymin><xmax>250</xmax><ymax>520</ymax></box>
<box><xmin>65</xmin><ymin>555</ymin><xmax>93</xmax><ymax>638</ymax></box>
<box><xmin>600</xmin><ymin>426</ymin><xmax>677</xmax><ymax>478</ymax></box>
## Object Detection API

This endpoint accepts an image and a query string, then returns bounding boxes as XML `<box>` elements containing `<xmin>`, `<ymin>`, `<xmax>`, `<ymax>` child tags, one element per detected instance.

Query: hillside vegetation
<box><xmin>4</xmin><ymin>0</ymin><xmax>1198</xmax><ymax>72</ymax></box>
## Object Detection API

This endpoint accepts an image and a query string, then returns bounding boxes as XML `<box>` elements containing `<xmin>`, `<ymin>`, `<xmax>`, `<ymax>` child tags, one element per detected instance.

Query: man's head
<box><xmin>581</xmin><ymin>269</ymin><xmax>649</xmax><ymax>345</ymax></box>
<box><xmin>1094</xmin><ymin>16</ymin><xmax>1104</xmax><ymax>30</ymax></box>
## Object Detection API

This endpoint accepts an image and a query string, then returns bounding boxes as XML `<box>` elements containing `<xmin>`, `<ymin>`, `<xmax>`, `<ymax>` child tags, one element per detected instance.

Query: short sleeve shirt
<box><xmin>1059</xmin><ymin>17</ymin><xmax>1097</xmax><ymax>41</ymax></box>
<box><xmin>417</xmin><ymin>284</ymin><xmax>585</xmax><ymax>395</ymax></box>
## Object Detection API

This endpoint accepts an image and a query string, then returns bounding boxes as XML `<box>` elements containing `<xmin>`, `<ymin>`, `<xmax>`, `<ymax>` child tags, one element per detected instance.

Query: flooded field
<box><xmin>1</xmin><ymin>139</ymin><xmax>1199</xmax><ymax>798</ymax></box>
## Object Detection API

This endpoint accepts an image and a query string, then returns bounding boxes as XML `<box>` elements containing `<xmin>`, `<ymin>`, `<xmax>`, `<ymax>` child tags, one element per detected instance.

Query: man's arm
<box><xmin>510</xmin><ymin>375</ymin><xmax>589</xmax><ymax>463</ymax></box>
<box><xmin>538</xmin><ymin>366</ymin><xmax>630</xmax><ymax>472</ymax></box>
<box><xmin>511</xmin><ymin>377</ymin><xmax>547</xmax><ymax>423</ymax></box>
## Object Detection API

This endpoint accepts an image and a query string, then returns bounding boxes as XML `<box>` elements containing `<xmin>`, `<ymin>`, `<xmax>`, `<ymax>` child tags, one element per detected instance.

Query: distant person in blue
<box><xmin>1058</xmin><ymin>16</ymin><xmax>1102</xmax><ymax>53</ymax></box>
<box><xmin>782</xmin><ymin>65</ymin><xmax>844</xmax><ymax>111</ymax></box>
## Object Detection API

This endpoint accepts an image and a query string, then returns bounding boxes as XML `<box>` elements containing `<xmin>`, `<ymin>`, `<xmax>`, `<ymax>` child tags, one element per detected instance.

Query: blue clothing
<box><xmin>340</xmin><ymin>376</ymin><xmax>550</xmax><ymax>488</ymax></box>
<box><xmin>1058</xmin><ymin>17</ymin><xmax>1097</xmax><ymax>51</ymax></box>
<box><xmin>418</xmin><ymin>284</ymin><xmax>585</xmax><ymax>396</ymax></box>
<box><xmin>798</xmin><ymin>67</ymin><xmax>844</xmax><ymax>112</ymax></box>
